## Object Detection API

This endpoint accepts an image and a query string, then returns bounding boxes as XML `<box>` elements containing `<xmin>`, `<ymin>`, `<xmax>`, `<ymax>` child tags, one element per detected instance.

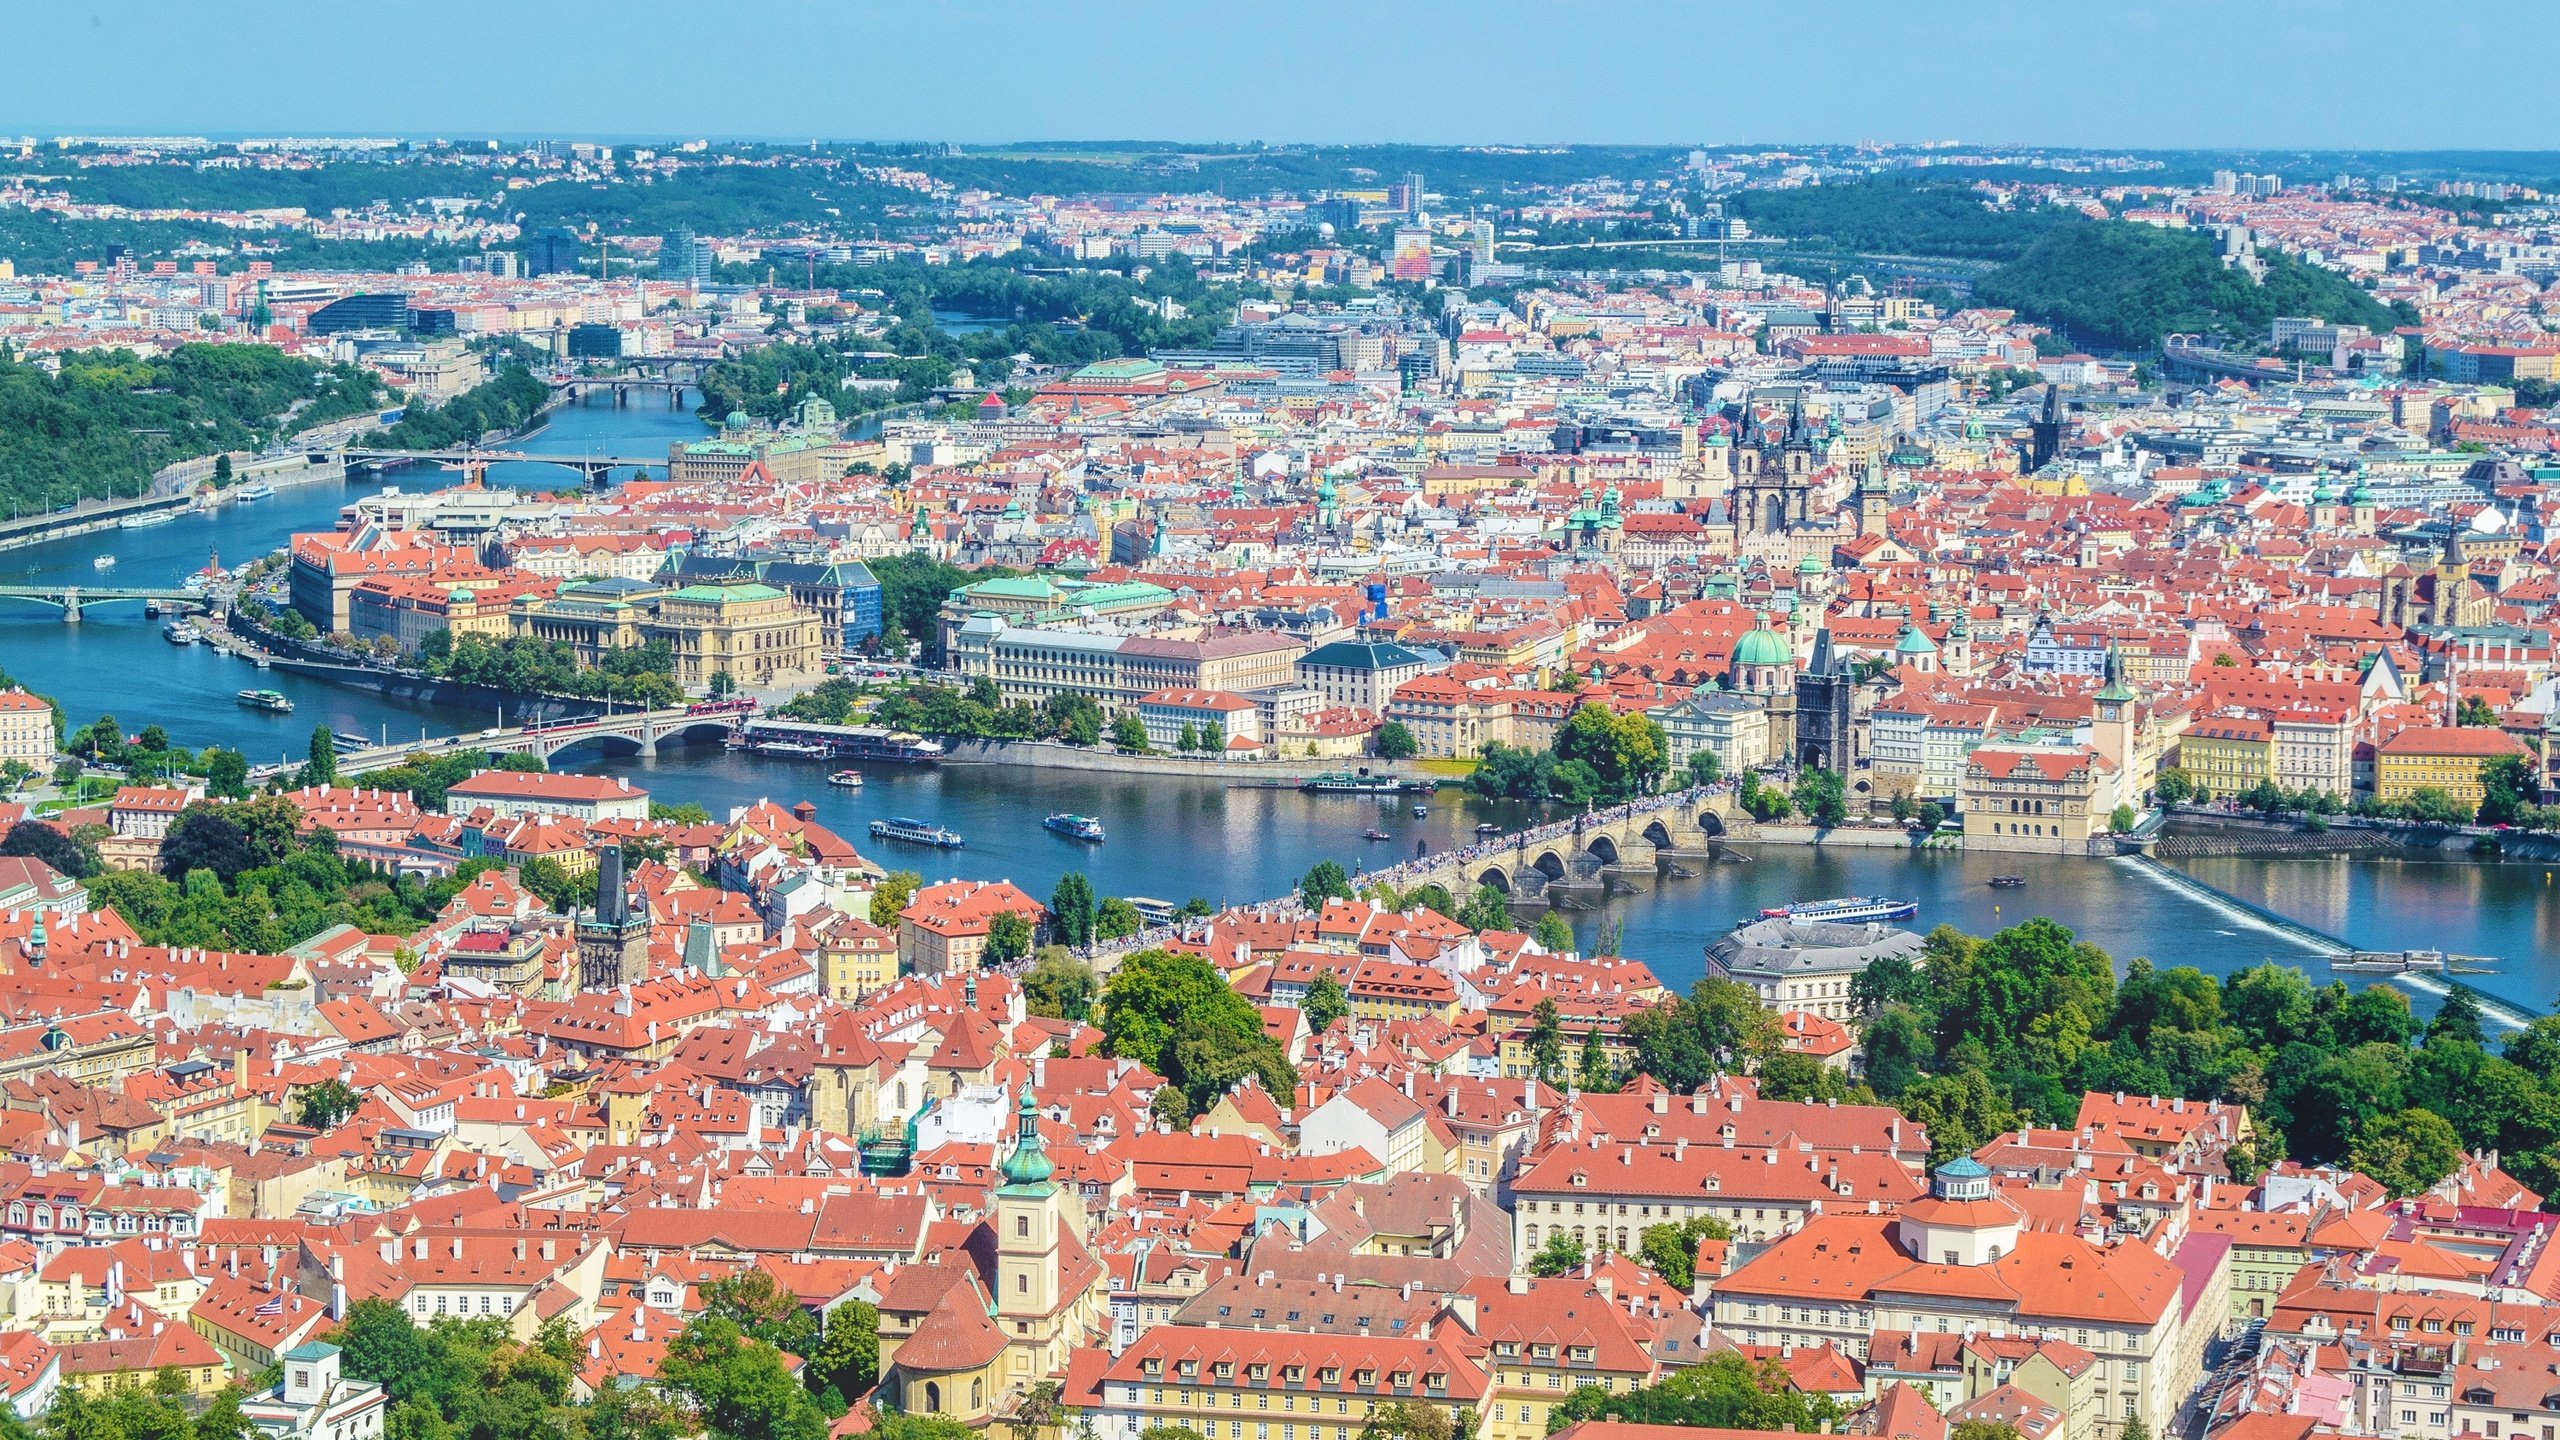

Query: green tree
<box><xmin>295</xmin><ymin>1077</ymin><xmax>363</xmax><ymax>1129</ymax></box>
<box><xmin>1791</xmin><ymin>767</ymin><xmax>1848</xmax><ymax>826</ymax></box>
<box><xmin>1457</xmin><ymin>883</ymin><xmax>1513</xmax><ymax>932</ymax></box>
<box><xmin>870</xmin><ymin>870</ymin><xmax>921</xmax><ymax>928</ymax></box>
<box><xmin>697</xmin><ymin>1269</ymin><xmax>819</xmax><ymax>1357</ymax></box>
<box><xmin>1526</xmin><ymin>1230</ymin><xmax>1584</xmax><ymax>1277</ymax></box>
<box><xmin>805</xmin><ymin>1300</ymin><xmax>878</xmax><ymax>1401</ymax></box>
<box><xmin>660</xmin><ymin>1317</ymin><xmax>828</xmax><ymax>1440</ymax></box>
<box><xmin>2480</xmin><ymin>754</ymin><xmax>2537</xmax><ymax>825</ymax></box>
<box><xmin>1176</xmin><ymin>721</ymin><xmax>1200</xmax><ymax>753</ymax></box>
<box><xmin>1636</xmin><ymin>1214</ymin><xmax>1732</xmax><ymax>1289</ymax></box>
<box><xmin>2348</xmin><ymin>1108</ymin><xmax>2466</xmax><ymax>1198</ymax></box>
<box><xmin>1527</xmin><ymin>998</ymin><xmax>1567</xmax><ymax>1085</ymax></box>
<box><xmin>2109</xmin><ymin>802</ymin><xmax>2138</xmax><ymax>834</ymax></box>
<box><xmin>200</xmin><ymin>746</ymin><xmax>251</xmax><ymax>800</ymax></box>
<box><xmin>985</xmin><ymin>909</ymin><xmax>1034</xmax><ymax>966</ymax></box>
<box><xmin>1049</xmin><ymin>871</ymin><xmax>1097</xmax><ymax>946</ymax></box>
<box><xmin>1023</xmin><ymin>949</ymin><xmax>1097</xmax><ymax>1021</ymax></box>
<box><xmin>1099</xmin><ymin>948</ymin><xmax>1294</xmax><ymax>1121</ymax></box>
<box><xmin>1576</xmin><ymin>1029</ymin><xmax>1616</xmax><ymax>1092</ymax></box>
<box><xmin>1299</xmin><ymin>859</ymin><xmax>1354</xmax><ymax>909</ymax></box>
<box><xmin>1302</xmin><ymin>972</ymin><xmax>1350</xmax><ymax>1036</ymax></box>
<box><xmin>1533</xmin><ymin>910</ymin><xmax>1575</xmax><ymax>954</ymax></box>
<box><xmin>1094</xmin><ymin>896</ymin><xmax>1142</xmax><ymax>940</ymax></box>
<box><xmin>2153</xmin><ymin>767</ymin><xmax>2195</xmax><ymax>804</ymax></box>
<box><xmin>305</xmin><ymin>725</ymin><xmax>339</xmax><ymax>787</ymax></box>
<box><xmin>1552</xmin><ymin>703</ymin><xmax>1668</xmax><ymax>801</ymax></box>
<box><xmin>1374</xmin><ymin>722</ymin><xmax>1418</xmax><ymax>760</ymax></box>
<box><xmin>1545</xmin><ymin>1350</ymin><xmax>1839</xmax><ymax>1432</ymax></box>
<box><xmin>0</xmin><ymin>820</ymin><xmax>93</xmax><ymax>879</ymax></box>
<box><xmin>2458</xmin><ymin>694</ymin><xmax>2501</xmax><ymax>727</ymax></box>
<box><xmin>2402</xmin><ymin>786</ymin><xmax>2469</xmax><ymax>825</ymax></box>
<box><xmin>1110</xmin><ymin>713</ymin><xmax>1149</xmax><ymax>752</ymax></box>
<box><xmin>1684</xmin><ymin>749</ymin><xmax>1724</xmax><ymax>787</ymax></box>
<box><xmin>2429</xmin><ymin>987</ymin><xmax>2487</xmax><ymax>1048</ymax></box>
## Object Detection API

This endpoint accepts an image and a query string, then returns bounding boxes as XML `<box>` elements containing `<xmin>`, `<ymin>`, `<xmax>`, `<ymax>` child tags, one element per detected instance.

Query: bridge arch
<box><xmin>1585</xmin><ymin>833</ymin><xmax>1621</xmax><ymax>866</ymax></box>
<box><xmin>535</xmin><ymin>732</ymin><xmax>646</xmax><ymax>762</ymax></box>
<box><xmin>1475</xmin><ymin>866</ymin><xmax>1511</xmax><ymax>895</ymax></box>
<box><xmin>1531</xmin><ymin>849</ymin><xmax>1568</xmax><ymax>882</ymax></box>
<box><xmin>1643</xmin><ymin>819</ymin><xmax>1677</xmax><ymax>850</ymax></box>
<box><xmin>650</xmin><ymin>718</ymin><xmax>743</xmax><ymax>748</ymax></box>
<box><xmin>1695</xmin><ymin>809</ymin><xmax>1726</xmax><ymax>838</ymax></box>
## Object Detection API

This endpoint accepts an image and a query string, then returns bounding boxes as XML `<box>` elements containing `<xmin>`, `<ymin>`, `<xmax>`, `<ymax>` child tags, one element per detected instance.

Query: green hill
<box><xmin>1975</xmin><ymin>221</ymin><xmax>2404</xmax><ymax>351</ymax></box>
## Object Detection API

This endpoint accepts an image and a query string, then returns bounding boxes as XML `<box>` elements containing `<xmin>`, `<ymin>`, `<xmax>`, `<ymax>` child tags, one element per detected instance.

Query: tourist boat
<box><xmin>91</xmin><ymin>554</ymin><xmax>116</xmax><ymax>572</ymax></box>
<box><xmin>162</xmin><ymin>622</ymin><xmax>198</xmax><ymax>645</ymax></box>
<box><xmin>827</xmin><ymin>769</ymin><xmax>865</xmax><ymax>789</ymax></box>
<box><xmin>118</xmin><ymin>511</ymin><xmax>177</xmax><ymax>530</ymax></box>
<box><xmin>1411</xmin><ymin>803</ymin><xmax>1429</xmax><ymax>818</ymax></box>
<box><xmin>753</xmin><ymin>740</ymin><xmax>834</xmax><ymax>759</ymax></box>
<box><xmin>236</xmin><ymin>689</ymin><xmax>294</xmax><ymax>714</ymax></box>
<box><xmin>1044</xmin><ymin>812</ymin><xmax>1106</xmax><ymax>842</ymax></box>
<box><xmin>1756</xmin><ymin>896</ymin><xmax>1918</xmax><ymax>924</ymax></box>
<box><xmin>1475</xmin><ymin>822</ymin><xmax>1502</xmax><ymax>836</ymax></box>
<box><xmin>871</xmin><ymin>816</ymin><xmax>963</xmax><ymax>848</ymax></box>
<box><xmin>1361</xmin><ymin>828</ymin><xmax>1392</xmax><ymax>841</ymax></box>
<box><xmin>1987</xmin><ymin>875</ymin><xmax>2027</xmax><ymax>889</ymax></box>
<box><xmin>1301</xmin><ymin>769</ymin><xmax>1419</xmax><ymax>795</ymax></box>
<box><xmin>233</xmin><ymin>482</ymin><xmax>276</xmax><ymax>501</ymax></box>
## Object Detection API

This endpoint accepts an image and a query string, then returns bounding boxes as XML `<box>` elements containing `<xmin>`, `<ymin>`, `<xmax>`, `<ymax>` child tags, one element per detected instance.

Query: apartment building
<box><xmin>0</xmin><ymin>692</ymin><xmax>56</xmax><ymax>767</ymax></box>
<box><xmin>2375</xmin><ymin>725</ymin><xmax>2529</xmax><ymax>809</ymax></box>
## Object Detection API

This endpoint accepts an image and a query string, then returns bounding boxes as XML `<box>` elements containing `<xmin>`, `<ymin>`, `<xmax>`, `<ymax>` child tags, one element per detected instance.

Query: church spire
<box><xmin>997</xmin><ymin>1084</ymin><xmax>1054</xmax><ymax>1192</ymax></box>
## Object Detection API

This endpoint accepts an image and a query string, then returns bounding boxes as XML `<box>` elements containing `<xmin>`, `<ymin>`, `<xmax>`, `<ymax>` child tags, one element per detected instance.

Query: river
<box><xmin>0</xmin><ymin>393</ymin><xmax>2546</xmax><ymax>1021</ymax></box>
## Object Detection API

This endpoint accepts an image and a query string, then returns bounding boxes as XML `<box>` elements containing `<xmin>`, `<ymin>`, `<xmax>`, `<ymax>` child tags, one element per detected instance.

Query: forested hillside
<box><xmin>0</xmin><ymin>344</ymin><xmax>384</xmax><ymax>515</ymax></box>
<box><xmin>1976</xmin><ymin>221</ymin><xmax>2405</xmax><ymax>349</ymax></box>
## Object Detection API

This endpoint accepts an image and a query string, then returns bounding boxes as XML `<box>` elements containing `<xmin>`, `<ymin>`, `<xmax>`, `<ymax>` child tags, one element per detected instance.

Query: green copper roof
<box><xmin>1731</xmin><ymin>615</ymin><xmax>1790</xmax><ymax>668</ymax></box>
<box><xmin>997</xmin><ymin>1086</ymin><xmax>1054</xmax><ymax>1192</ymax></box>
<box><xmin>668</xmin><ymin>582</ymin><xmax>786</xmax><ymax>603</ymax></box>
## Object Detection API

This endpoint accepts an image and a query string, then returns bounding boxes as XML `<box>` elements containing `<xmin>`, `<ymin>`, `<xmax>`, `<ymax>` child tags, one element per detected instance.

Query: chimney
<box><xmin>1651</xmin><ymin>1090</ymin><xmax>1668</xmax><ymax>1116</ymax></box>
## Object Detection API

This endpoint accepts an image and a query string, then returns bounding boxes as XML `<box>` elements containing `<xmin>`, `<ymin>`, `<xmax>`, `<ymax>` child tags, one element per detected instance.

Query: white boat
<box><xmin>233</xmin><ymin>482</ymin><xmax>276</xmax><ymax>501</ymax></box>
<box><xmin>91</xmin><ymin>554</ymin><xmax>116</xmax><ymax>572</ymax></box>
<box><xmin>118</xmin><ymin>511</ymin><xmax>178</xmax><ymax>530</ymax></box>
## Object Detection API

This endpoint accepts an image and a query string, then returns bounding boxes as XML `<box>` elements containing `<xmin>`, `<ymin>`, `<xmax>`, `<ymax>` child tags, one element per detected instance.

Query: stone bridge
<box><xmin>1361</xmin><ymin>789</ymin><xmax>1746</xmax><ymax>909</ymax></box>
<box><xmin>326</xmin><ymin>707</ymin><xmax>744</xmax><ymax>777</ymax></box>
<box><xmin>0</xmin><ymin>584</ymin><xmax>212</xmax><ymax>621</ymax></box>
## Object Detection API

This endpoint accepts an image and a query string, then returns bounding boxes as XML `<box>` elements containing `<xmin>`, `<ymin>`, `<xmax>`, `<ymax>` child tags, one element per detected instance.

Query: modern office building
<box><xmin>525</xmin><ymin>227</ymin><xmax>583</xmax><ymax>277</ymax></box>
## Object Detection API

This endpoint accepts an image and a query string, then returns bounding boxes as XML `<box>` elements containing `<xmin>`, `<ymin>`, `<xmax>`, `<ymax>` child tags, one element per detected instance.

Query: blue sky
<box><xmin>6</xmin><ymin>1</ymin><xmax>2549</xmax><ymax>151</ymax></box>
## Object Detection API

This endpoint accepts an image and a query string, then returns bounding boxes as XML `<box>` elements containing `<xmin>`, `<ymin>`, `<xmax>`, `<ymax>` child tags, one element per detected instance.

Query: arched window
<box><xmin>924</xmin><ymin>1382</ymin><xmax>943</xmax><ymax>1413</ymax></box>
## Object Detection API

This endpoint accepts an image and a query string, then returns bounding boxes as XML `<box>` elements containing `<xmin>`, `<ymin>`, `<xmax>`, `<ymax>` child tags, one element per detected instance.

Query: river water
<box><xmin>0</xmin><ymin>394</ymin><xmax>2547</xmax><ymax>1020</ymax></box>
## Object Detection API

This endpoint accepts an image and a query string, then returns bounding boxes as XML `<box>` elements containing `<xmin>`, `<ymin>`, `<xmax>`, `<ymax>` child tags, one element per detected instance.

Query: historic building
<box><xmin>576</xmin><ymin>846</ymin><xmax>649</xmax><ymax>991</ymax></box>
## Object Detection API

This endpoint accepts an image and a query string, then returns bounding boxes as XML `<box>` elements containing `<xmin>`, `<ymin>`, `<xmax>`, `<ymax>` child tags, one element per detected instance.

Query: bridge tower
<box><xmin>577</xmin><ymin>845</ymin><xmax>650</xmax><ymax>991</ymax></box>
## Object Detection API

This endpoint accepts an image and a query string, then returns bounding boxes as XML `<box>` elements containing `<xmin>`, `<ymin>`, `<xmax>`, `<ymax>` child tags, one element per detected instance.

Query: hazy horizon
<box><xmin>5</xmin><ymin>1</ymin><xmax>2550</xmax><ymax>153</ymax></box>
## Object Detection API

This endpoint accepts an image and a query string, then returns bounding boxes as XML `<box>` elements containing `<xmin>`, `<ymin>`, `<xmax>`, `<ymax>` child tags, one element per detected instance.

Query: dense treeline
<box><xmin>1838</xmin><ymin>918</ymin><xmax>2560</xmax><ymax>1198</ymax></box>
<box><xmin>363</xmin><ymin>364</ymin><xmax>549</xmax><ymax>450</ymax></box>
<box><xmin>1731</xmin><ymin>179</ymin><xmax>2079</xmax><ymax>262</ymax></box>
<box><xmin>86</xmin><ymin>795</ymin><xmax>481</xmax><ymax>951</ymax></box>
<box><xmin>419</xmin><ymin>632</ymin><xmax>686</xmax><ymax>707</ymax></box>
<box><xmin>696</xmin><ymin>258</ymin><xmax>1230</xmax><ymax>426</ymax></box>
<box><xmin>1976</xmin><ymin>221</ymin><xmax>2406</xmax><ymax>349</ymax></box>
<box><xmin>0</xmin><ymin>344</ymin><xmax>384</xmax><ymax>515</ymax></box>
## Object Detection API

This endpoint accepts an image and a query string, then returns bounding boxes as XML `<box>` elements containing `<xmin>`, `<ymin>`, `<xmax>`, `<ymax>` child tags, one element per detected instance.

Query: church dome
<box><xmin>1731</xmin><ymin>615</ymin><xmax>1790</xmax><ymax>668</ymax></box>
<box><xmin>1894</xmin><ymin>622</ymin><xmax>1938</xmax><ymax>656</ymax></box>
